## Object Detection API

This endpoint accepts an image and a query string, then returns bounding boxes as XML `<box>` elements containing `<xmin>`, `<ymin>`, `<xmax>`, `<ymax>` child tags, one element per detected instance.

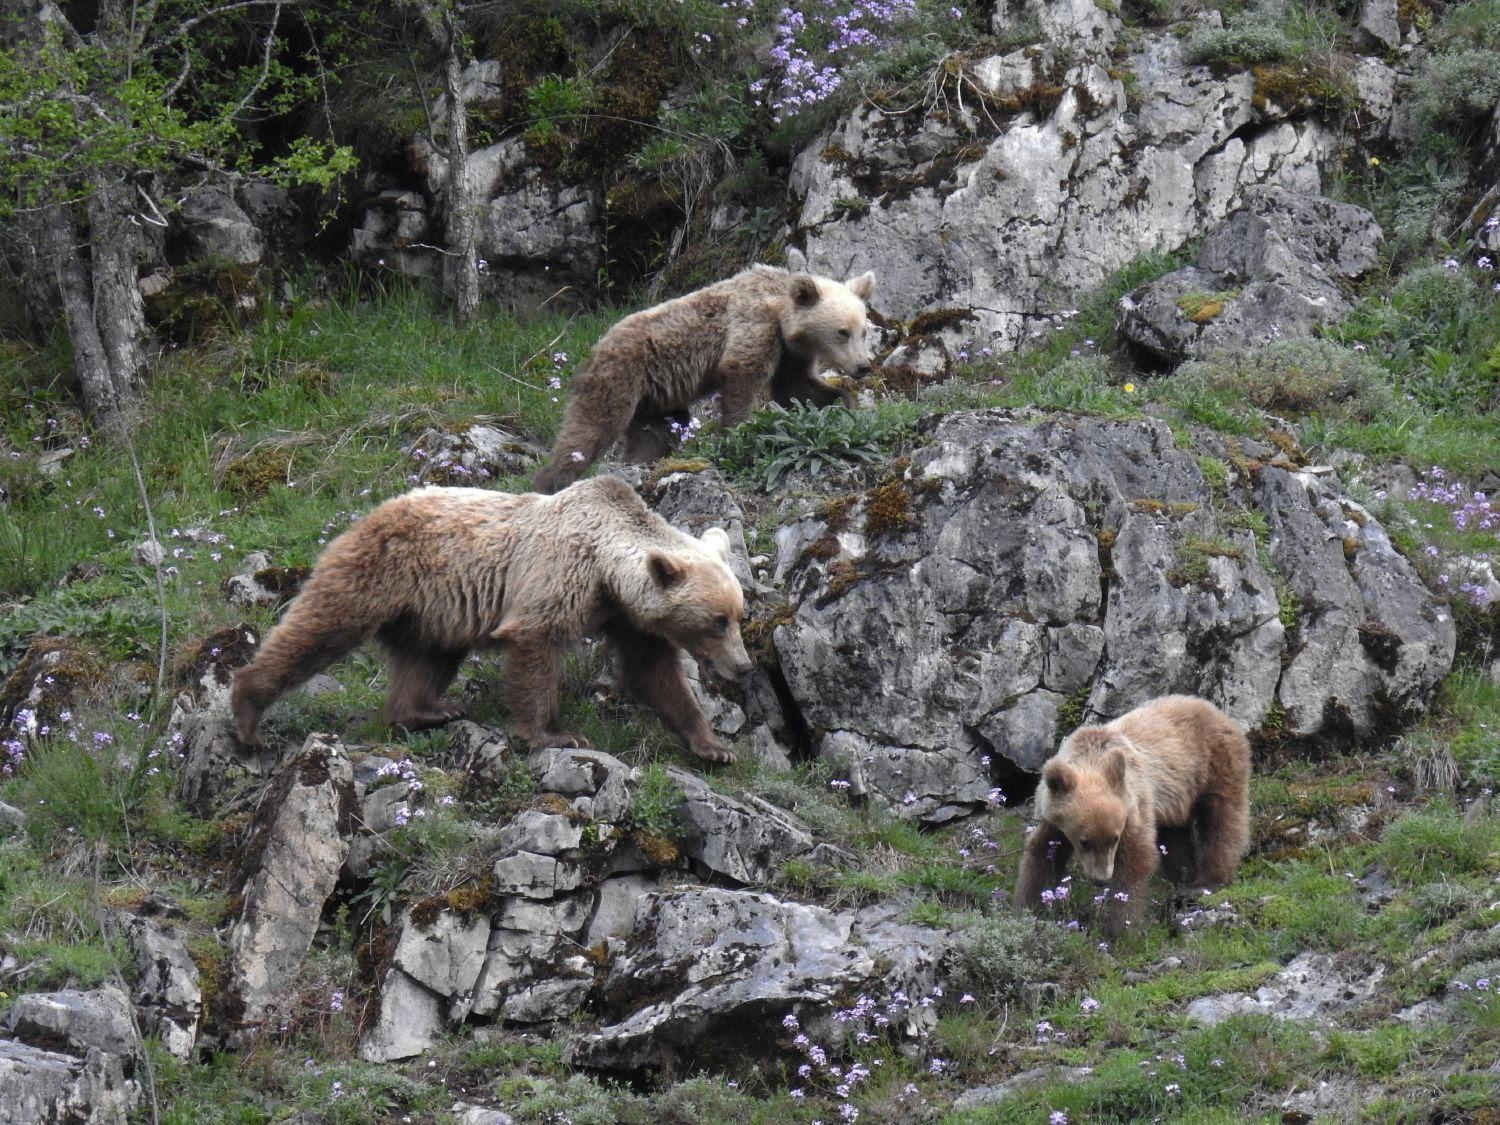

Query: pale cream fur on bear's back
<box><xmin>1047</xmin><ymin>694</ymin><xmax>1248</xmax><ymax>825</ymax></box>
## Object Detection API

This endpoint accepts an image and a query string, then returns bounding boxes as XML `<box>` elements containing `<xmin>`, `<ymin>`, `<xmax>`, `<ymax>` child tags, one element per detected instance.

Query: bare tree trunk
<box><xmin>40</xmin><ymin>204</ymin><xmax>121</xmax><ymax>420</ymax></box>
<box><xmin>439</xmin><ymin>16</ymin><xmax>479</xmax><ymax>322</ymax></box>
<box><xmin>414</xmin><ymin>1</ymin><xmax>479</xmax><ymax>320</ymax></box>
<box><xmin>87</xmin><ymin>181</ymin><xmax>146</xmax><ymax>402</ymax></box>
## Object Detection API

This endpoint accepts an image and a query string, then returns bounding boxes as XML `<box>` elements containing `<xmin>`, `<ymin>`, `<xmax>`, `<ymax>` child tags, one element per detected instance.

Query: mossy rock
<box><xmin>0</xmin><ymin>637</ymin><xmax>109</xmax><ymax>732</ymax></box>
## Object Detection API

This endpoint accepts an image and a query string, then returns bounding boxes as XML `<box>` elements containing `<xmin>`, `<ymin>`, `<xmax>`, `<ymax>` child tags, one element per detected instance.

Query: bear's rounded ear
<box><xmin>1043</xmin><ymin>760</ymin><xmax>1075</xmax><ymax>796</ymax></box>
<box><xmin>845</xmin><ymin>271</ymin><xmax>876</xmax><ymax>301</ymax></box>
<box><xmin>700</xmin><ymin>526</ymin><xmax>732</xmax><ymax>562</ymax></box>
<box><xmin>790</xmin><ymin>275</ymin><xmax>821</xmax><ymax>308</ymax></box>
<box><xmin>648</xmin><ymin>552</ymin><xmax>685</xmax><ymax>589</ymax></box>
<box><xmin>1103</xmin><ymin>747</ymin><xmax>1128</xmax><ymax>791</ymax></box>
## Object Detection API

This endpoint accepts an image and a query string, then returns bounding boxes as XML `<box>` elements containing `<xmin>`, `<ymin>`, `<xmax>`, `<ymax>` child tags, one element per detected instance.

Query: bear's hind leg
<box><xmin>621</xmin><ymin>412</ymin><xmax>681</xmax><ymax>465</ymax></box>
<box><xmin>1191</xmin><ymin>790</ymin><xmax>1250</xmax><ymax>889</ymax></box>
<box><xmin>534</xmin><ymin>378</ymin><xmax>642</xmax><ymax>493</ymax></box>
<box><xmin>606</xmin><ymin>622</ymin><xmax>731</xmax><ymax>763</ymax></box>
<box><xmin>383</xmin><ymin>648</ymin><xmax>467</xmax><ymax>731</ymax></box>
<box><xmin>1015</xmin><ymin>826</ymin><xmax>1074</xmax><ymax>910</ymax></box>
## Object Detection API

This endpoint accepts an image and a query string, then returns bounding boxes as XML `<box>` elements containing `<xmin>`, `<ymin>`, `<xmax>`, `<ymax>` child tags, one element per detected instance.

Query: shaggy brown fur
<box><xmin>1015</xmin><ymin>695</ymin><xmax>1252</xmax><ymax>936</ymax></box>
<box><xmin>533</xmin><ymin>265</ymin><xmax>877</xmax><ymax>493</ymax></box>
<box><xmin>230</xmin><ymin>477</ymin><xmax>752</xmax><ymax>762</ymax></box>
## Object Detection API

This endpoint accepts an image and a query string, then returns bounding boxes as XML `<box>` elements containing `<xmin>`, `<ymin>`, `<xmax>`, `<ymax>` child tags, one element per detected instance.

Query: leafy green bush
<box><xmin>943</xmin><ymin>911</ymin><xmax>1066</xmax><ymax>1004</ymax></box>
<box><xmin>628</xmin><ymin>762</ymin><xmax>685</xmax><ymax>836</ymax></box>
<box><xmin>1336</xmin><ymin>264</ymin><xmax>1500</xmax><ymax>414</ymax></box>
<box><xmin>703</xmin><ymin>401</ymin><xmax>909</xmax><ymax>489</ymax></box>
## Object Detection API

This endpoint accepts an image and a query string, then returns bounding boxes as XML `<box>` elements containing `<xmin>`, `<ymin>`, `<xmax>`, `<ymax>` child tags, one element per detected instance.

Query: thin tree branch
<box><xmin>226</xmin><ymin>1</ymin><xmax>283</xmax><ymax>124</ymax></box>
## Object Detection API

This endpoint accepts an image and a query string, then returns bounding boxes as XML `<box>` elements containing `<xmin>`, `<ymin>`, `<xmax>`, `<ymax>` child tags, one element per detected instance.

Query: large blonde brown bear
<box><xmin>532</xmin><ymin>264</ymin><xmax>878</xmax><ymax>494</ymax></box>
<box><xmin>230</xmin><ymin>476</ymin><xmax>753</xmax><ymax>762</ymax></box>
<box><xmin>1015</xmin><ymin>695</ymin><xmax>1251</xmax><ymax>936</ymax></box>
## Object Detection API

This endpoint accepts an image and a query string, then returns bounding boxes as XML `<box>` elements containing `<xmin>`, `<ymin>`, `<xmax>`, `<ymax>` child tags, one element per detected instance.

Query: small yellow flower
<box><xmin>1368</xmin><ymin>156</ymin><xmax>1381</xmax><ymax>167</ymax></box>
<box><xmin>1123</xmin><ymin>382</ymin><xmax>1136</xmax><ymax>394</ymax></box>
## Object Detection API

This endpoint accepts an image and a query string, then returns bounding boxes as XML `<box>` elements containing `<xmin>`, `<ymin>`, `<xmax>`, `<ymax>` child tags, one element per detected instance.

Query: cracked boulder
<box><xmin>668</xmin><ymin>767</ymin><xmax>816</xmax><ymax>884</ymax></box>
<box><xmin>0</xmin><ymin>1039</ymin><xmax>137</xmax><ymax>1125</ymax></box>
<box><xmin>771</xmin><ymin>411</ymin><xmax>1450</xmax><ymax>819</ymax></box>
<box><xmin>1</xmin><ymin>986</ymin><xmax>141</xmax><ymax>1124</ymax></box>
<box><xmin>1116</xmin><ymin>188</ymin><xmax>1382</xmax><ymax>364</ymax></box>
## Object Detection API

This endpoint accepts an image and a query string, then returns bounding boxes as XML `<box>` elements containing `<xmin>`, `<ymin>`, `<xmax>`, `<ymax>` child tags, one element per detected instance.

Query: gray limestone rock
<box><xmin>392</xmin><ymin>910</ymin><xmax>492</xmax><ymax>999</ymax></box>
<box><xmin>228</xmin><ymin>735</ymin><xmax>353</xmax><ymax>1026</ymax></box>
<box><xmin>0</xmin><ymin>1039</ymin><xmax>136</xmax><ymax>1125</ymax></box>
<box><xmin>564</xmin><ymin>888</ymin><xmax>943</xmax><ymax>1070</ymax></box>
<box><xmin>359</xmin><ymin>969</ymin><xmax>447</xmax><ymax>1062</ymax></box>
<box><xmin>533</xmin><ymin>748</ymin><xmax>635</xmax><ymax>823</ymax></box>
<box><xmin>491</xmin><ymin>851</ymin><xmax>585</xmax><ymax>899</ymax></box>
<box><xmin>1117</xmin><ymin>189</ymin><xmax>1382</xmax><ymax>364</ymax></box>
<box><xmin>123</xmin><ymin>915</ymin><xmax>202</xmax><ymax>1061</ymax></box>
<box><xmin>178</xmin><ymin>184</ymin><xmax>264</xmax><ymax>268</ymax></box>
<box><xmin>770</xmin><ymin>411</ymin><xmax>1445</xmax><ymax>816</ymax></box>
<box><xmin>1256</xmin><ymin>467</ymin><xmax>1454</xmax><ymax>739</ymax></box>
<box><xmin>1186</xmin><ymin>952</ymin><xmax>1387</xmax><ymax>1026</ymax></box>
<box><xmin>583</xmin><ymin>874</ymin><xmax>660</xmax><ymax>946</ymax></box>
<box><xmin>3</xmin><ymin>988</ymin><xmax>137</xmax><ymax>1062</ymax></box>
<box><xmin>497</xmin><ymin>809</ymin><xmax>586</xmax><ymax>857</ymax></box>
<box><xmin>1355</xmin><ymin>0</ymin><xmax>1401</xmax><ymax>51</ymax></box>
<box><xmin>668</xmin><ymin>768</ymin><xmax>815</xmax><ymax>884</ymax></box>
<box><xmin>408</xmin><ymin>424</ymin><xmax>547</xmax><ymax>485</ymax></box>
<box><xmin>790</xmin><ymin>15</ymin><xmax>1334</xmax><ymax>349</ymax></box>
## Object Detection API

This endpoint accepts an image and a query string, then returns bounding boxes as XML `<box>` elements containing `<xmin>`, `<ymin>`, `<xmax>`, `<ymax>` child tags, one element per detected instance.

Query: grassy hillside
<box><xmin>2</xmin><ymin>244</ymin><xmax>1499</xmax><ymax>1122</ymax></box>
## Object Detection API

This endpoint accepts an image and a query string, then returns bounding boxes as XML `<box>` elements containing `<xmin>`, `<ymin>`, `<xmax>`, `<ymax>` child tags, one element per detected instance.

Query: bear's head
<box><xmin>641</xmin><ymin>527</ymin><xmax>754</xmax><ymax>680</ymax></box>
<box><xmin>785</xmin><ymin>271</ymin><xmax>878</xmax><ymax>378</ymax></box>
<box><xmin>1040</xmin><ymin>728</ymin><xmax>1131</xmax><ymax>885</ymax></box>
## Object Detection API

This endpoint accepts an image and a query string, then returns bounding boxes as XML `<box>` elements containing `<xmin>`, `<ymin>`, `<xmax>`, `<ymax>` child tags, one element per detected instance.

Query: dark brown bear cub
<box><xmin>533</xmin><ymin>264</ymin><xmax>877</xmax><ymax>493</ymax></box>
<box><xmin>1015</xmin><ymin>695</ymin><xmax>1251</xmax><ymax>935</ymax></box>
<box><xmin>231</xmin><ymin>476</ymin><xmax>752</xmax><ymax>762</ymax></box>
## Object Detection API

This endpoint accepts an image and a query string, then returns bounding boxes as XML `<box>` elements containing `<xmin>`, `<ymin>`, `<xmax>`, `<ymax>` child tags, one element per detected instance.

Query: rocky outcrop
<box><xmin>0</xmin><ymin>1039</ymin><xmax>136</xmax><ymax>1125</ymax></box>
<box><xmin>564</xmin><ymin>891</ymin><xmax>945</xmax><ymax>1071</ymax></box>
<box><xmin>789</xmin><ymin>0</ymin><xmax>1333</xmax><ymax>348</ymax></box>
<box><xmin>1116</xmin><ymin>188</ymin><xmax>1382</xmax><ymax>364</ymax></box>
<box><xmin>770</xmin><ymin>412</ymin><xmax>1452</xmax><ymax>820</ymax></box>
<box><xmin>228</xmin><ymin>735</ymin><xmax>354</xmax><ymax>1029</ymax></box>
<box><xmin>353</xmin><ymin>134</ymin><xmax>602</xmax><ymax>307</ymax></box>
<box><xmin>357</xmin><ymin>736</ymin><xmax>830</xmax><ymax>1061</ymax></box>
<box><xmin>0</xmin><ymin>987</ymin><xmax>141</xmax><ymax>1124</ymax></box>
<box><xmin>123</xmin><ymin>914</ymin><xmax>202</xmax><ymax>1061</ymax></box>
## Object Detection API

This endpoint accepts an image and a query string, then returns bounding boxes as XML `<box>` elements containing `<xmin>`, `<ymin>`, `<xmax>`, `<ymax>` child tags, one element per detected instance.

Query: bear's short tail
<box><xmin>230</xmin><ymin>597</ymin><xmax>371</xmax><ymax>745</ymax></box>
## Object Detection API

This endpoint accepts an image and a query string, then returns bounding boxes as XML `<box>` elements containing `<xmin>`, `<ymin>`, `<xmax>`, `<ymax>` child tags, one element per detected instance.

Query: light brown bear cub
<box><xmin>1015</xmin><ymin>695</ymin><xmax>1251</xmax><ymax>935</ymax></box>
<box><xmin>231</xmin><ymin>476</ymin><xmax>753</xmax><ymax>762</ymax></box>
<box><xmin>533</xmin><ymin>264</ymin><xmax>877</xmax><ymax>494</ymax></box>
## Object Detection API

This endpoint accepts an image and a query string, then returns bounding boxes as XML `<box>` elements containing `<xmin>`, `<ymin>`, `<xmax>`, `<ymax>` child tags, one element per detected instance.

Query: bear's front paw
<box><xmin>690</xmin><ymin>739</ymin><xmax>737</xmax><ymax>765</ymax></box>
<box><xmin>520</xmin><ymin>729</ymin><xmax>593</xmax><ymax>751</ymax></box>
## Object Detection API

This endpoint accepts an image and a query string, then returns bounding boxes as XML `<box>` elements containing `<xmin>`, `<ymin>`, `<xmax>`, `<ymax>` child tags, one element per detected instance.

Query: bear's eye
<box><xmin>837</xmin><ymin>328</ymin><xmax>852</xmax><ymax>339</ymax></box>
<box><xmin>1078</xmin><ymin>838</ymin><xmax>1090</xmax><ymax>850</ymax></box>
<box><xmin>714</xmin><ymin>613</ymin><xmax>730</xmax><ymax>631</ymax></box>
